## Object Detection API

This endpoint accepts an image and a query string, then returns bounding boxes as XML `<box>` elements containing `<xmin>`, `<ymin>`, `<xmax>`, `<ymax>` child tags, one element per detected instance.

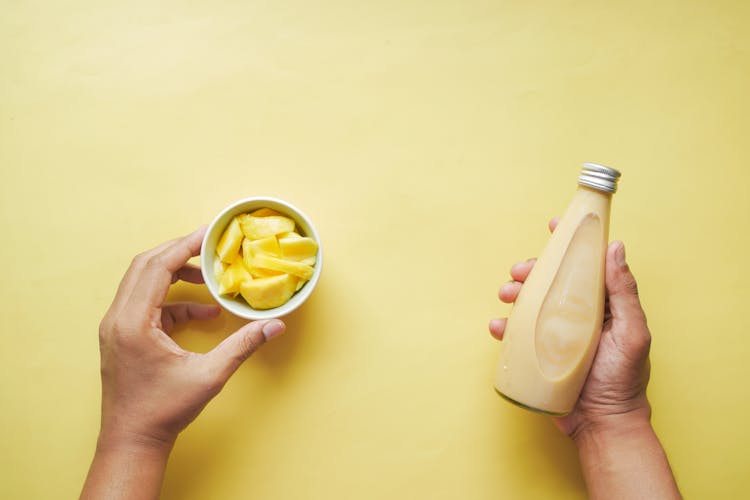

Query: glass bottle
<box><xmin>495</xmin><ymin>163</ymin><xmax>621</xmax><ymax>415</ymax></box>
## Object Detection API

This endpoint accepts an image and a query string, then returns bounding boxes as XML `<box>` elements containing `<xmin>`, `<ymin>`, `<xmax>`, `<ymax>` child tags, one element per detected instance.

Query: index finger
<box><xmin>125</xmin><ymin>226</ymin><xmax>208</xmax><ymax>316</ymax></box>
<box><xmin>108</xmin><ymin>236</ymin><xmax>183</xmax><ymax>317</ymax></box>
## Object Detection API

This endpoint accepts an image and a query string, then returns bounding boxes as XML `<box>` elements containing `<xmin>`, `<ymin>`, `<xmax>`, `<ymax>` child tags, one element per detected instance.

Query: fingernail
<box><xmin>615</xmin><ymin>242</ymin><xmax>627</xmax><ymax>267</ymax></box>
<box><xmin>262</xmin><ymin>320</ymin><xmax>285</xmax><ymax>341</ymax></box>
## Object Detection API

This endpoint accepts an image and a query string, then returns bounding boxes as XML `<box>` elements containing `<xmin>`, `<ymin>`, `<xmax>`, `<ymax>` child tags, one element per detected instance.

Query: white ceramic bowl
<box><xmin>201</xmin><ymin>197</ymin><xmax>323</xmax><ymax>320</ymax></box>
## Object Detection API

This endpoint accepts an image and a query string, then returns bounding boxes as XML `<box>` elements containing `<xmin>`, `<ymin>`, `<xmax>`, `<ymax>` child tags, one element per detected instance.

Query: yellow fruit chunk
<box><xmin>278</xmin><ymin>231</ymin><xmax>302</xmax><ymax>239</ymax></box>
<box><xmin>240</xmin><ymin>273</ymin><xmax>297</xmax><ymax>309</ymax></box>
<box><xmin>295</xmin><ymin>278</ymin><xmax>307</xmax><ymax>292</ymax></box>
<box><xmin>250</xmin><ymin>208</ymin><xmax>282</xmax><ymax>217</ymax></box>
<box><xmin>248</xmin><ymin>236</ymin><xmax>281</xmax><ymax>257</ymax></box>
<box><xmin>213</xmin><ymin>259</ymin><xmax>227</xmax><ymax>281</ymax></box>
<box><xmin>219</xmin><ymin>255</ymin><xmax>252</xmax><ymax>296</ymax></box>
<box><xmin>242</xmin><ymin>237</ymin><xmax>281</xmax><ymax>271</ymax></box>
<box><xmin>279</xmin><ymin>236</ymin><xmax>318</xmax><ymax>266</ymax></box>
<box><xmin>249</xmin><ymin>267</ymin><xmax>283</xmax><ymax>279</ymax></box>
<box><xmin>251</xmin><ymin>254</ymin><xmax>314</xmax><ymax>281</ymax></box>
<box><xmin>215</xmin><ymin>217</ymin><xmax>244</xmax><ymax>264</ymax></box>
<box><xmin>240</xmin><ymin>215</ymin><xmax>295</xmax><ymax>240</ymax></box>
<box><xmin>241</xmin><ymin>239</ymin><xmax>252</xmax><ymax>270</ymax></box>
<box><xmin>248</xmin><ymin>267</ymin><xmax>283</xmax><ymax>279</ymax></box>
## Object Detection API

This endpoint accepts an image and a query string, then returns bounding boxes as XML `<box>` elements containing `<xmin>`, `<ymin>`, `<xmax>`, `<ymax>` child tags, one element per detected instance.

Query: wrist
<box><xmin>571</xmin><ymin>406</ymin><xmax>682</xmax><ymax>499</ymax></box>
<box><xmin>83</xmin><ymin>422</ymin><xmax>175</xmax><ymax>500</ymax></box>
<box><xmin>96</xmin><ymin>424</ymin><xmax>176</xmax><ymax>460</ymax></box>
<box><xmin>572</xmin><ymin>406</ymin><xmax>653</xmax><ymax>451</ymax></box>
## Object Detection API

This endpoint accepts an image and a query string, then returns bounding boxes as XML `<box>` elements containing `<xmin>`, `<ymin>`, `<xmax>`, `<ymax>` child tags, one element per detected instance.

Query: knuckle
<box><xmin>146</xmin><ymin>254</ymin><xmax>164</xmax><ymax>271</ymax></box>
<box><xmin>98</xmin><ymin>310</ymin><xmax>140</xmax><ymax>347</ymax></box>
<box><xmin>131</xmin><ymin>251</ymin><xmax>149</xmax><ymax>268</ymax></box>
<box><xmin>641</xmin><ymin>329</ymin><xmax>653</xmax><ymax>350</ymax></box>
<box><xmin>99</xmin><ymin>316</ymin><xmax>112</xmax><ymax>337</ymax></box>
<box><xmin>111</xmin><ymin>318</ymin><xmax>128</xmax><ymax>335</ymax></box>
<box><xmin>98</xmin><ymin>322</ymin><xmax>110</xmax><ymax>344</ymax></box>
<box><xmin>110</xmin><ymin>318</ymin><xmax>139</xmax><ymax>344</ymax></box>
<box><xmin>629</xmin><ymin>326</ymin><xmax>652</xmax><ymax>357</ymax></box>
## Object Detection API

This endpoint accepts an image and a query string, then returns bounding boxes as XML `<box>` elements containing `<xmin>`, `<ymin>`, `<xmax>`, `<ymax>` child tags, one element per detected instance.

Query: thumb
<box><xmin>605</xmin><ymin>241</ymin><xmax>646</xmax><ymax>322</ymax></box>
<box><xmin>605</xmin><ymin>241</ymin><xmax>652</xmax><ymax>367</ymax></box>
<box><xmin>207</xmin><ymin>319</ymin><xmax>286</xmax><ymax>382</ymax></box>
<box><xmin>605</xmin><ymin>239</ymin><xmax>653</xmax><ymax>352</ymax></box>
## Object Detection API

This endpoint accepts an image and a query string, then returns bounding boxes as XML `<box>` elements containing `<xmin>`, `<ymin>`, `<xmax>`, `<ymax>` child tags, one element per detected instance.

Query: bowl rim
<box><xmin>200</xmin><ymin>196</ymin><xmax>322</xmax><ymax>320</ymax></box>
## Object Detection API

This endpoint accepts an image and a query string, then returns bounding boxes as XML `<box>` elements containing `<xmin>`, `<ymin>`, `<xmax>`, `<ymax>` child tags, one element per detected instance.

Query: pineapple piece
<box><xmin>251</xmin><ymin>254</ymin><xmax>314</xmax><ymax>281</ymax></box>
<box><xmin>239</xmin><ymin>215</ymin><xmax>295</xmax><ymax>240</ymax></box>
<box><xmin>250</xmin><ymin>208</ymin><xmax>282</xmax><ymax>217</ymax></box>
<box><xmin>240</xmin><ymin>273</ymin><xmax>297</xmax><ymax>310</ymax></box>
<box><xmin>248</xmin><ymin>236</ymin><xmax>281</xmax><ymax>257</ymax></box>
<box><xmin>278</xmin><ymin>231</ymin><xmax>302</xmax><ymax>239</ymax></box>
<box><xmin>249</xmin><ymin>267</ymin><xmax>284</xmax><ymax>279</ymax></box>
<box><xmin>295</xmin><ymin>278</ymin><xmax>306</xmax><ymax>292</ymax></box>
<box><xmin>219</xmin><ymin>255</ymin><xmax>252</xmax><ymax>296</ymax></box>
<box><xmin>242</xmin><ymin>237</ymin><xmax>281</xmax><ymax>271</ymax></box>
<box><xmin>279</xmin><ymin>236</ymin><xmax>318</xmax><ymax>266</ymax></box>
<box><xmin>241</xmin><ymin>239</ymin><xmax>253</xmax><ymax>270</ymax></box>
<box><xmin>215</xmin><ymin>217</ymin><xmax>244</xmax><ymax>264</ymax></box>
<box><xmin>213</xmin><ymin>258</ymin><xmax>227</xmax><ymax>281</ymax></box>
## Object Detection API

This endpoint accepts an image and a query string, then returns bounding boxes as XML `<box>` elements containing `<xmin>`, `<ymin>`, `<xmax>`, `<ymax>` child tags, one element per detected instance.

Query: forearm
<box><xmin>81</xmin><ymin>431</ymin><xmax>174</xmax><ymax>500</ymax></box>
<box><xmin>574</xmin><ymin>415</ymin><xmax>681</xmax><ymax>500</ymax></box>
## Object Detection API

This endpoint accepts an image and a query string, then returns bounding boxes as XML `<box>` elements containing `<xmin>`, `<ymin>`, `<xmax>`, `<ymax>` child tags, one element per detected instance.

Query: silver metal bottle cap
<box><xmin>578</xmin><ymin>162</ymin><xmax>622</xmax><ymax>193</ymax></box>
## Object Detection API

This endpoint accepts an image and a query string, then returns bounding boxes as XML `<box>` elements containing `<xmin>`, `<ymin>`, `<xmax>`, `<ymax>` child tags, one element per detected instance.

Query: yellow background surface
<box><xmin>1</xmin><ymin>1</ymin><xmax>748</xmax><ymax>498</ymax></box>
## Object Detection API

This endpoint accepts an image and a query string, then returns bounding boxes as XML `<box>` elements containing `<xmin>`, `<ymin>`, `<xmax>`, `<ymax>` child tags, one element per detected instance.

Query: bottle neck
<box><xmin>577</xmin><ymin>184</ymin><xmax>613</xmax><ymax>198</ymax></box>
<box><xmin>573</xmin><ymin>185</ymin><xmax>613</xmax><ymax>212</ymax></box>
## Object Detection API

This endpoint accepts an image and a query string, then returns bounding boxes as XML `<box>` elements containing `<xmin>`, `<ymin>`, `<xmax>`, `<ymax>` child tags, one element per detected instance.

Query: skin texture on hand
<box><xmin>81</xmin><ymin>227</ymin><xmax>285</xmax><ymax>500</ymax></box>
<box><xmin>490</xmin><ymin>218</ymin><xmax>681</xmax><ymax>499</ymax></box>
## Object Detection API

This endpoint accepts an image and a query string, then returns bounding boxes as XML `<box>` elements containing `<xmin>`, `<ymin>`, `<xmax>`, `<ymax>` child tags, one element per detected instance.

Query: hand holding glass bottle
<box><xmin>494</xmin><ymin>164</ymin><xmax>621</xmax><ymax>415</ymax></box>
<box><xmin>489</xmin><ymin>218</ymin><xmax>681</xmax><ymax>499</ymax></box>
<box><xmin>490</xmin><ymin>218</ymin><xmax>651</xmax><ymax>434</ymax></box>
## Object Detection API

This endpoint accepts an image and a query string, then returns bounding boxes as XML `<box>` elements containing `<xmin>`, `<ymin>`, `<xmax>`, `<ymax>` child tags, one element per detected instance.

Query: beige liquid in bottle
<box><xmin>495</xmin><ymin>164</ymin><xmax>621</xmax><ymax>415</ymax></box>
